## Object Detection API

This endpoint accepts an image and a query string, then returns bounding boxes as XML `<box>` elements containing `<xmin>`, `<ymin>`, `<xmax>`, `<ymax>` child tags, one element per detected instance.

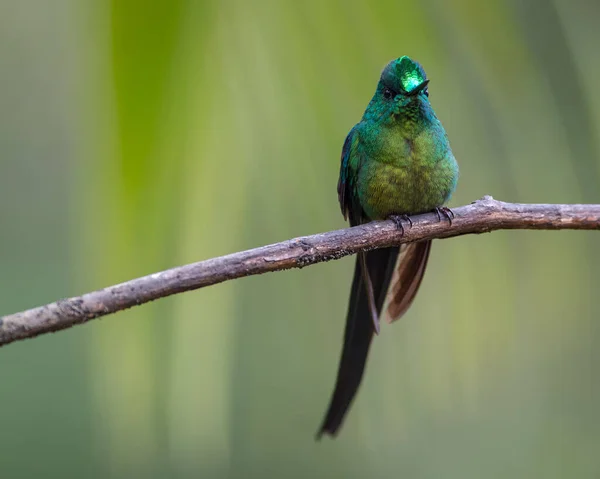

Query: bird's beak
<box><xmin>408</xmin><ymin>79</ymin><xmax>429</xmax><ymax>96</ymax></box>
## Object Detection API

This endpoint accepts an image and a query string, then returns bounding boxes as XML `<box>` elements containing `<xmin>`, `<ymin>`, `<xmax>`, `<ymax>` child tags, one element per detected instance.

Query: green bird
<box><xmin>317</xmin><ymin>56</ymin><xmax>459</xmax><ymax>438</ymax></box>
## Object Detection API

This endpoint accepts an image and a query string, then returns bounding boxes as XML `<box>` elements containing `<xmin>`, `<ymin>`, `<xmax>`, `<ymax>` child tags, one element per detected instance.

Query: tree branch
<box><xmin>1</xmin><ymin>196</ymin><xmax>599</xmax><ymax>347</ymax></box>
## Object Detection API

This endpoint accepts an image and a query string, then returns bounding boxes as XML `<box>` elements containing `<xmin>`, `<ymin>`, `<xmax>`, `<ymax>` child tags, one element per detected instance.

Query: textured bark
<box><xmin>1</xmin><ymin>196</ymin><xmax>599</xmax><ymax>347</ymax></box>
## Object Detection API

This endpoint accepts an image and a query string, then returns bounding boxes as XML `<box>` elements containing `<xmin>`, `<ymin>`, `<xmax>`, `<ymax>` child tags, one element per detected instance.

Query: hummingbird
<box><xmin>317</xmin><ymin>56</ymin><xmax>459</xmax><ymax>438</ymax></box>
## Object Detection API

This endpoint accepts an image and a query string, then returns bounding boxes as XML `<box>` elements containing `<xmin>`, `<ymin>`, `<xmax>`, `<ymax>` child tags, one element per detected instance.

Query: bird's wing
<box><xmin>337</xmin><ymin>126</ymin><xmax>362</xmax><ymax>226</ymax></box>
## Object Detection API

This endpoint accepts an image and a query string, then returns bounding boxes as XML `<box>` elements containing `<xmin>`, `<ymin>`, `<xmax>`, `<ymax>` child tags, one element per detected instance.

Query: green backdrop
<box><xmin>1</xmin><ymin>0</ymin><xmax>599</xmax><ymax>477</ymax></box>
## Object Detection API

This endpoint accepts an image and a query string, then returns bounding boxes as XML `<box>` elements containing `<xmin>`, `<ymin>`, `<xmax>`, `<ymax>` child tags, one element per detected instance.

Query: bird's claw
<box><xmin>388</xmin><ymin>214</ymin><xmax>413</xmax><ymax>237</ymax></box>
<box><xmin>434</xmin><ymin>207</ymin><xmax>454</xmax><ymax>226</ymax></box>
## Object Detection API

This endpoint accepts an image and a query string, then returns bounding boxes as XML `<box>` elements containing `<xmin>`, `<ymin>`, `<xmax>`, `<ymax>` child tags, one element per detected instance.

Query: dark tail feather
<box><xmin>386</xmin><ymin>240</ymin><xmax>432</xmax><ymax>322</ymax></box>
<box><xmin>317</xmin><ymin>247</ymin><xmax>399</xmax><ymax>438</ymax></box>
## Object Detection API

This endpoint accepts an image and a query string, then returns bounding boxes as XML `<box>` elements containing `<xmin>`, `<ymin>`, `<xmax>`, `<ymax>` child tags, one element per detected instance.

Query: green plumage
<box><xmin>340</xmin><ymin>56</ymin><xmax>458</xmax><ymax>221</ymax></box>
<box><xmin>318</xmin><ymin>56</ymin><xmax>459</xmax><ymax>438</ymax></box>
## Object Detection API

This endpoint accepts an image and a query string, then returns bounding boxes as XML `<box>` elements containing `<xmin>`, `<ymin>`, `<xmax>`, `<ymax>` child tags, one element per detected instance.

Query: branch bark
<box><xmin>1</xmin><ymin>196</ymin><xmax>599</xmax><ymax>347</ymax></box>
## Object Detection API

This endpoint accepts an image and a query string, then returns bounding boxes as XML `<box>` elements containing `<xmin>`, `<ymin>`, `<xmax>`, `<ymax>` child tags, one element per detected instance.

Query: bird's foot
<box><xmin>388</xmin><ymin>214</ymin><xmax>413</xmax><ymax>236</ymax></box>
<box><xmin>434</xmin><ymin>207</ymin><xmax>454</xmax><ymax>226</ymax></box>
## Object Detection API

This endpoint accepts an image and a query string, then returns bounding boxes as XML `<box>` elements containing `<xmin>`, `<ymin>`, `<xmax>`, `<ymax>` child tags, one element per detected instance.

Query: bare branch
<box><xmin>1</xmin><ymin>196</ymin><xmax>599</xmax><ymax>347</ymax></box>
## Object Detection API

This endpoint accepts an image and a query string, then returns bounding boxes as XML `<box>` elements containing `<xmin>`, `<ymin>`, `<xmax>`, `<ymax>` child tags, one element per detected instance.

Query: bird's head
<box><xmin>364</xmin><ymin>56</ymin><xmax>432</xmax><ymax>124</ymax></box>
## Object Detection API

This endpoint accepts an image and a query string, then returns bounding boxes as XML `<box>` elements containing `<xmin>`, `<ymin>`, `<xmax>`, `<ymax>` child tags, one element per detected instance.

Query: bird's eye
<box><xmin>423</xmin><ymin>87</ymin><xmax>429</xmax><ymax>97</ymax></box>
<box><xmin>383</xmin><ymin>88</ymin><xmax>394</xmax><ymax>99</ymax></box>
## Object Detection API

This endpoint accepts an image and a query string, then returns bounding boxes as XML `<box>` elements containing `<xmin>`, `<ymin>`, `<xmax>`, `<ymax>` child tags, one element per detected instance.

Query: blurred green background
<box><xmin>1</xmin><ymin>0</ymin><xmax>599</xmax><ymax>477</ymax></box>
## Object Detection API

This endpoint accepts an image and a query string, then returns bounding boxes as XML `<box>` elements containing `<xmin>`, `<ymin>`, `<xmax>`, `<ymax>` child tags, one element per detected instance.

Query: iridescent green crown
<box><xmin>381</xmin><ymin>56</ymin><xmax>427</xmax><ymax>94</ymax></box>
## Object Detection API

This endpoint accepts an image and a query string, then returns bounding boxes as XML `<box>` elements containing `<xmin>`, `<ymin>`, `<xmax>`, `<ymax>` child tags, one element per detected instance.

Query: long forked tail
<box><xmin>317</xmin><ymin>240</ymin><xmax>433</xmax><ymax>438</ymax></box>
<box><xmin>317</xmin><ymin>247</ymin><xmax>398</xmax><ymax>438</ymax></box>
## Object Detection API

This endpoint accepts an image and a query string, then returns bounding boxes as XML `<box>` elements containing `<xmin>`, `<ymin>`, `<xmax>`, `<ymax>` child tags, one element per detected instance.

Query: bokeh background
<box><xmin>1</xmin><ymin>0</ymin><xmax>599</xmax><ymax>477</ymax></box>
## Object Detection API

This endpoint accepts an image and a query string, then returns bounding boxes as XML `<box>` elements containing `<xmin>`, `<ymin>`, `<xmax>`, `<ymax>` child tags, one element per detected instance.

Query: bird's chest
<box><xmin>356</xmin><ymin>126</ymin><xmax>456</xmax><ymax>219</ymax></box>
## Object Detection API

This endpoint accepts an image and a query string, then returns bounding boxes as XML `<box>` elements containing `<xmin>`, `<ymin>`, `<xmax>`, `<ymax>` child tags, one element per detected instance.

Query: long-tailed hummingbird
<box><xmin>317</xmin><ymin>56</ymin><xmax>459</xmax><ymax>438</ymax></box>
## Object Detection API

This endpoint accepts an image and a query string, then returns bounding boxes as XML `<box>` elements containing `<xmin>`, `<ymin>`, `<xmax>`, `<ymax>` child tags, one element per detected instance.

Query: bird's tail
<box><xmin>386</xmin><ymin>240</ymin><xmax>432</xmax><ymax>322</ymax></box>
<box><xmin>317</xmin><ymin>240</ymin><xmax>432</xmax><ymax>438</ymax></box>
<box><xmin>317</xmin><ymin>246</ymin><xmax>399</xmax><ymax>438</ymax></box>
